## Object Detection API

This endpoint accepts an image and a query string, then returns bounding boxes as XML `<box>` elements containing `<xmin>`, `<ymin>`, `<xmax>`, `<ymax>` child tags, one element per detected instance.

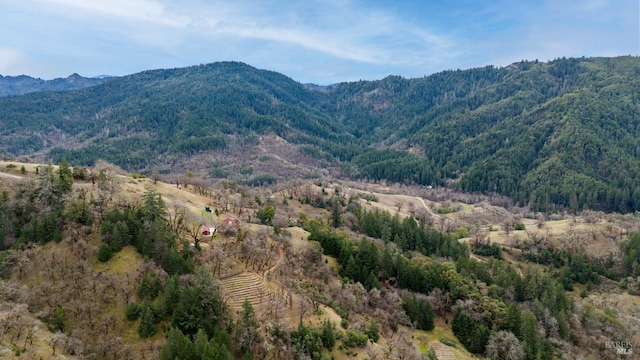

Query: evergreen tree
<box><xmin>320</xmin><ymin>320</ymin><xmax>335</xmax><ymax>350</ymax></box>
<box><xmin>236</xmin><ymin>299</ymin><xmax>262</xmax><ymax>357</ymax></box>
<box><xmin>110</xmin><ymin>220</ymin><xmax>130</xmax><ymax>252</ymax></box>
<box><xmin>194</xmin><ymin>329</ymin><xmax>215</xmax><ymax>359</ymax></box>
<box><xmin>53</xmin><ymin>306</ymin><xmax>66</xmax><ymax>332</ymax></box>
<box><xmin>139</xmin><ymin>186</ymin><xmax>168</xmax><ymax>226</ymax></box>
<box><xmin>172</xmin><ymin>286</ymin><xmax>204</xmax><ymax>336</ymax></box>
<box><xmin>138</xmin><ymin>303</ymin><xmax>157</xmax><ymax>338</ymax></box>
<box><xmin>502</xmin><ymin>303</ymin><xmax>522</xmax><ymax>339</ymax></box>
<box><xmin>330</xmin><ymin>199</ymin><xmax>341</xmax><ymax>228</ymax></box>
<box><xmin>160</xmin><ymin>327</ymin><xmax>195</xmax><ymax>360</ymax></box>
<box><xmin>257</xmin><ymin>205</ymin><xmax>275</xmax><ymax>225</ymax></box>
<box><xmin>403</xmin><ymin>293</ymin><xmax>434</xmax><ymax>331</ymax></box>
<box><xmin>381</xmin><ymin>247</ymin><xmax>395</xmax><ymax>278</ymax></box>
<box><xmin>171</xmin><ymin>268</ymin><xmax>224</xmax><ymax>337</ymax></box>
<box><xmin>125</xmin><ymin>302</ymin><xmax>142</xmax><ymax>321</ymax></box>
<box><xmin>365</xmin><ymin>320</ymin><xmax>380</xmax><ymax>342</ymax></box>
<box><xmin>364</xmin><ymin>271</ymin><xmax>380</xmax><ymax>290</ymax></box>
<box><xmin>452</xmin><ymin>309</ymin><xmax>489</xmax><ymax>354</ymax></box>
<box><xmin>57</xmin><ymin>157</ymin><xmax>73</xmax><ymax>193</ymax></box>
<box><xmin>97</xmin><ymin>242</ymin><xmax>113</xmax><ymax>262</ymax></box>
<box><xmin>344</xmin><ymin>255</ymin><xmax>360</xmax><ymax>282</ymax></box>
<box><xmin>165</xmin><ymin>274</ymin><xmax>181</xmax><ymax>311</ymax></box>
<box><xmin>137</xmin><ymin>271</ymin><xmax>162</xmax><ymax>300</ymax></box>
<box><xmin>520</xmin><ymin>310</ymin><xmax>540</xmax><ymax>360</ymax></box>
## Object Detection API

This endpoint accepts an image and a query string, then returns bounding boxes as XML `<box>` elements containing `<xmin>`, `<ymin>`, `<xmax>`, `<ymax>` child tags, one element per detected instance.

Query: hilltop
<box><xmin>0</xmin><ymin>73</ymin><xmax>107</xmax><ymax>97</ymax></box>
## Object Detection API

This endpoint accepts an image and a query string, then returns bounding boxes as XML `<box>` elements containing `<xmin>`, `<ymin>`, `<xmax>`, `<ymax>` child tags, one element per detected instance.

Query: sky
<box><xmin>0</xmin><ymin>0</ymin><xmax>638</xmax><ymax>84</ymax></box>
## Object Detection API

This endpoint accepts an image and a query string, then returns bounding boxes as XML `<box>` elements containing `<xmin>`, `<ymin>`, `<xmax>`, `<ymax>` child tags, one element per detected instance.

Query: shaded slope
<box><xmin>321</xmin><ymin>57</ymin><xmax>640</xmax><ymax>212</ymax></box>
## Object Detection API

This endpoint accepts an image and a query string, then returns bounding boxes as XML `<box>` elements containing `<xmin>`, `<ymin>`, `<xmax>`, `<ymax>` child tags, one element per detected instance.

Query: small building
<box><xmin>222</xmin><ymin>216</ymin><xmax>238</xmax><ymax>228</ymax></box>
<box><xmin>201</xmin><ymin>226</ymin><xmax>216</xmax><ymax>237</ymax></box>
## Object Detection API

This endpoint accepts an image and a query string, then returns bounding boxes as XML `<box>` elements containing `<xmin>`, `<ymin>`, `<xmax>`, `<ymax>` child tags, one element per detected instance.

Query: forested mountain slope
<box><xmin>0</xmin><ymin>73</ymin><xmax>106</xmax><ymax>96</ymax></box>
<box><xmin>324</xmin><ymin>57</ymin><xmax>640</xmax><ymax>212</ymax></box>
<box><xmin>1</xmin><ymin>57</ymin><xmax>639</xmax><ymax>212</ymax></box>
<box><xmin>0</xmin><ymin>62</ymin><xmax>353</xmax><ymax>167</ymax></box>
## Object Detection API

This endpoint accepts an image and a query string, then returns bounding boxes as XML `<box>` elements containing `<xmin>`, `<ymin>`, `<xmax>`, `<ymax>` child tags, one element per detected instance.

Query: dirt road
<box><xmin>0</xmin><ymin>172</ymin><xmax>22</xmax><ymax>180</ymax></box>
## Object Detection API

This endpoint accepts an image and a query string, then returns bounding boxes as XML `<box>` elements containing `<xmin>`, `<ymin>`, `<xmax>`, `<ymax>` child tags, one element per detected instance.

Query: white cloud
<box><xmin>1</xmin><ymin>0</ymin><xmax>459</xmax><ymax>82</ymax></box>
<box><xmin>22</xmin><ymin>0</ymin><xmax>453</xmax><ymax>68</ymax></box>
<box><xmin>478</xmin><ymin>0</ymin><xmax>639</xmax><ymax>68</ymax></box>
<box><xmin>182</xmin><ymin>1</ymin><xmax>455</xmax><ymax>66</ymax></box>
<box><xmin>40</xmin><ymin>0</ymin><xmax>188</xmax><ymax>27</ymax></box>
<box><xmin>2</xmin><ymin>0</ymin><xmax>635</xmax><ymax>83</ymax></box>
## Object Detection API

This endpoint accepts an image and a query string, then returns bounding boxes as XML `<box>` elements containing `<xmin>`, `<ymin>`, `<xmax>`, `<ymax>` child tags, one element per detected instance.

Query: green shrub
<box><xmin>343</xmin><ymin>330</ymin><xmax>368</xmax><ymax>348</ymax></box>
<box><xmin>472</xmin><ymin>242</ymin><xmax>502</xmax><ymax>259</ymax></box>
<box><xmin>152</xmin><ymin>296</ymin><xmax>168</xmax><ymax>320</ymax></box>
<box><xmin>514</xmin><ymin>221</ymin><xmax>526</xmax><ymax>230</ymax></box>
<box><xmin>137</xmin><ymin>271</ymin><xmax>162</xmax><ymax>300</ymax></box>
<box><xmin>130</xmin><ymin>173</ymin><xmax>146</xmax><ymax>179</ymax></box>
<box><xmin>365</xmin><ymin>321</ymin><xmax>380</xmax><ymax>342</ymax></box>
<box><xmin>126</xmin><ymin>302</ymin><xmax>142</xmax><ymax>320</ymax></box>
<box><xmin>436</xmin><ymin>206</ymin><xmax>454</xmax><ymax>214</ymax></box>
<box><xmin>72</xmin><ymin>167</ymin><xmax>90</xmax><ymax>180</ymax></box>
<box><xmin>53</xmin><ymin>306</ymin><xmax>66</xmax><ymax>332</ymax></box>
<box><xmin>321</xmin><ymin>320</ymin><xmax>336</xmax><ymax>350</ymax></box>
<box><xmin>439</xmin><ymin>336</ymin><xmax>457</xmax><ymax>348</ymax></box>
<box><xmin>97</xmin><ymin>242</ymin><xmax>113</xmax><ymax>262</ymax></box>
<box><xmin>137</xmin><ymin>305</ymin><xmax>157</xmax><ymax>338</ymax></box>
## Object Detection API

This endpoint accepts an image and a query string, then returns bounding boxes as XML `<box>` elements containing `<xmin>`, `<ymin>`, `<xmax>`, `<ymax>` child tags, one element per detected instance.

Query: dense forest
<box><xmin>1</xmin><ymin>57</ymin><xmax>640</xmax><ymax>213</ymax></box>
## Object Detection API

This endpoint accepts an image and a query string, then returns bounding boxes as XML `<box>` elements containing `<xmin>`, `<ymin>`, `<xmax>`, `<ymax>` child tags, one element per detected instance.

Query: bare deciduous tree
<box><xmin>485</xmin><ymin>330</ymin><xmax>525</xmax><ymax>360</ymax></box>
<box><xmin>297</xmin><ymin>297</ymin><xmax>311</xmax><ymax>325</ymax></box>
<box><xmin>470</xmin><ymin>226</ymin><xmax>489</xmax><ymax>247</ymax></box>
<box><xmin>394</xmin><ymin>200</ymin><xmax>404</xmax><ymax>212</ymax></box>
<box><xmin>426</xmin><ymin>287</ymin><xmax>450</xmax><ymax>317</ymax></box>
<box><xmin>167</xmin><ymin>203</ymin><xmax>187</xmax><ymax>234</ymax></box>
<box><xmin>536</xmin><ymin>213</ymin><xmax>546</xmax><ymax>229</ymax></box>
<box><xmin>149</xmin><ymin>169</ymin><xmax>161</xmax><ymax>184</ymax></box>
<box><xmin>503</xmin><ymin>217</ymin><xmax>515</xmax><ymax>237</ymax></box>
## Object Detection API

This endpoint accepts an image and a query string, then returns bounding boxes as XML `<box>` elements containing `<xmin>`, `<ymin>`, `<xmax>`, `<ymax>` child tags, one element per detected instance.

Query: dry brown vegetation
<box><xmin>1</xmin><ymin>161</ymin><xmax>639</xmax><ymax>359</ymax></box>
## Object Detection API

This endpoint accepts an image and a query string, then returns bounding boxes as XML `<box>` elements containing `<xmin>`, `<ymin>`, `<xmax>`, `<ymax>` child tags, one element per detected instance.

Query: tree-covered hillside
<box><xmin>322</xmin><ymin>57</ymin><xmax>640</xmax><ymax>213</ymax></box>
<box><xmin>0</xmin><ymin>73</ymin><xmax>106</xmax><ymax>97</ymax></box>
<box><xmin>0</xmin><ymin>62</ymin><xmax>355</xmax><ymax>169</ymax></box>
<box><xmin>1</xmin><ymin>57</ymin><xmax>639</xmax><ymax>213</ymax></box>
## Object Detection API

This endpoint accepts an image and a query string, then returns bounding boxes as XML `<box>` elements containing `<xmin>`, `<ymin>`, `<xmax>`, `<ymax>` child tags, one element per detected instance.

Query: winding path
<box><xmin>0</xmin><ymin>172</ymin><xmax>22</xmax><ymax>180</ymax></box>
<box><xmin>415</xmin><ymin>196</ymin><xmax>453</xmax><ymax>223</ymax></box>
<box><xmin>264</xmin><ymin>245</ymin><xmax>285</xmax><ymax>283</ymax></box>
<box><xmin>416</xmin><ymin>195</ymin><xmax>487</xmax><ymax>264</ymax></box>
<box><xmin>416</xmin><ymin>197</ymin><xmax>436</xmax><ymax>217</ymax></box>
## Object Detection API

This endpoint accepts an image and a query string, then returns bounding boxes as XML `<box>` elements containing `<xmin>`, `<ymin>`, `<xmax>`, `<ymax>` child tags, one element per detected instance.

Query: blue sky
<box><xmin>1</xmin><ymin>0</ymin><xmax>638</xmax><ymax>84</ymax></box>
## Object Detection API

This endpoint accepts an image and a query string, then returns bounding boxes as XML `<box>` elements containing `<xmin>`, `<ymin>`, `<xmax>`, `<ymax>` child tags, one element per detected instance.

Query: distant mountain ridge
<box><xmin>1</xmin><ymin>57</ymin><xmax>639</xmax><ymax>213</ymax></box>
<box><xmin>0</xmin><ymin>73</ymin><xmax>109</xmax><ymax>96</ymax></box>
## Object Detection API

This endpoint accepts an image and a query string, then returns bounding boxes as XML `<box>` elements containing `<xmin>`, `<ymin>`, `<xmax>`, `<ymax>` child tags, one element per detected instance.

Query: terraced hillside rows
<box><xmin>218</xmin><ymin>272</ymin><xmax>273</xmax><ymax>312</ymax></box>
<box><xmin>428</xmin><ymin>341</ymin><xmax>457</xmax><ymax>360</ymax></box>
